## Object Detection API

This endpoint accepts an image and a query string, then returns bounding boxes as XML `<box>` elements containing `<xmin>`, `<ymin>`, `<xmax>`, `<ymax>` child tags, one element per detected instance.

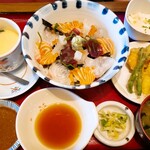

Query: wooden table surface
<box><xmin>0</xmin><ymin>0</ymin><xmax>129</xmax><ymax>12</ymax></box>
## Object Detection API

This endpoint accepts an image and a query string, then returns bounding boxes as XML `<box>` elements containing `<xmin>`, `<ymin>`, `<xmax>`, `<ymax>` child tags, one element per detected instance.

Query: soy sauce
<box><xmin>35</xmin><ymin>103</ymin><xmax>82</xmax><ymax>149</ymax></box>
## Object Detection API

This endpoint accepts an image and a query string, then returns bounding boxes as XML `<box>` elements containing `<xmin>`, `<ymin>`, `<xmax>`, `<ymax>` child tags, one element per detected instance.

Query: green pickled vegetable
<box><xmin>98</xmin><ymin>110</ymin><xmax>128</xmax><ymax>140</ymax></box>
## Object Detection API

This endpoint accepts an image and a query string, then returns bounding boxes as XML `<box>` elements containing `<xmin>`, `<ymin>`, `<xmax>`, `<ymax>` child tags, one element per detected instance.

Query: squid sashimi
<box><xmin>48</xmin><ymin>62</ymin><xmax>71</xmax><ymax>85</ymax></box>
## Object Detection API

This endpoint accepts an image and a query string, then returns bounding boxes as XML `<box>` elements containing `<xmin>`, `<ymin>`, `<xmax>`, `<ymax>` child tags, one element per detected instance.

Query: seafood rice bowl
<box><xmin>22</xmin><ymin>0</ymin><xmax>129</xmax><ymax>89</ymax></box>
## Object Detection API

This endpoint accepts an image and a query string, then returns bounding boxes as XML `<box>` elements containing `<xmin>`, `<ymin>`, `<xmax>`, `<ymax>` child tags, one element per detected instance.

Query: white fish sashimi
<box><xmin>51</xmin><ymin>35</ymin><xmax>66</xmax><ymax>55</ymax></box>
<box><xmin>84</xmin><ymin>56</ymin><xmax>115</xmax><ymax>78</ymax></box>
<box><xmin>58</xmin><ymin>35</ymin><xmax>67</xmax><ymax>45</ymax></box>
<box><xmin>82</xmin><ymin>19</ymin><xmax>108</xmax><ymax>38</ymax></box>
<box><xmin>42</xmin><ymin>29</ymin><xmax>58</xmax><ymax>43</ymax></box>
<box><xmin>52</xmin><ymin>41</ymin><xmax>64</xmax><ymax>55</ymax></box>
<box><xmin>48</xmin><ymin>62</ymin><xmax>70</xmax><ymax>85</ymax></box>
<box><xmin>93</xmin><ymin>27</ymin><xmax>108</xmax><ymax>38</ymax></box>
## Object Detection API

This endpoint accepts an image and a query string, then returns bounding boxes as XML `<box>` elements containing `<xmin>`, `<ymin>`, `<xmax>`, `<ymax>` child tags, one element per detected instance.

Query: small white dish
<box><xmin>0</xmin><ymin>61</ymin><xmax>39</xmax><ymax>99</ymax></box>
<box><xmin>0</xmin><ymin>99</ymin><xmax>20</xmax><ymax>150</ymax></box>
<box><xmin>112</xmin><ymin>41</ymin><xmax>149</xmax><ymax>104</ymax></box>
<box><xmin>94</xmin><ymin>101</ymin><xmax>135</xmax><ymax>147</ymax></box>
<box><xmin>16</xmin><ymin>87</ymin><xmax>98</xmax><ymax>150</ymax></box>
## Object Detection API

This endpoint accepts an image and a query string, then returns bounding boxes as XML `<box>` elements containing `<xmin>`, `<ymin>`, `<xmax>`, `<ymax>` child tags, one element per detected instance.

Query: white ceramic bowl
<box><xmin>124</xmin><ymin>0</ymin><xmax>150</xmax><ymax>41</ymax></box>
<box><xmin>22</xmin><ymin>0</ymin><xmax>129</xmax><ymax>89</ymax></box>
<box><xmin>0</xmin><ymin>17</ymin><xmax>24</xmax><ymax>72</ymax></box>
<box><xmin>94</xmin><ymin>101</ymin><xmax>135</xmax><ymax>147</ymax></box>
<box><xmin>16</xmin><ymin>87</ymin><xmax>98</xmax><ymax>150</ymax></box>
<box><xmin>0</xmin><ymin>99</ymin><xmax>20</xmax><ymax>150</ymax></box>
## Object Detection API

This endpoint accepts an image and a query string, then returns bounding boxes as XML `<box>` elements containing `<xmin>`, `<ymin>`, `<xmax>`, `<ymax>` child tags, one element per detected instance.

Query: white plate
<box><xmin>0</xmin><ymin>99</ymin><xmax>20</xmax><ymax>150</ymax></box>
<box><xmin>0</xmin><ymin>61</ymin><xmax>39</xmax><ymax>99</ymax></box>
<box><xmin>94</xmin><ymin>101</ymin><xmax>135</xmax><ymax>147</ymax></box>
<box><xmin>16</xmin><ymin>87</ymin><xmax>98</xmax><ymax>150</ymax></box>
<box><xmin>112</xmin><ymin>41</ymin><xmax>150</xmax><ymax>104</ymax></box>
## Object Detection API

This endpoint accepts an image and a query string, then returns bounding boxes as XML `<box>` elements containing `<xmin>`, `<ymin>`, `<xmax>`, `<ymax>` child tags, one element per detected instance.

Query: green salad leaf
<box><xmin>98</xmin><ymin>110</ymin><xmax>128</xmax><ymax>140</ymax></box>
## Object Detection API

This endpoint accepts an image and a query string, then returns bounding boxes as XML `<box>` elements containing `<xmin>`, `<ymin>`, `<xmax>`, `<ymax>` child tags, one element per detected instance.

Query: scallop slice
<box><xmin>54</xmin><ymin>21</ymin><xmax>83</xmax><ymax>34</ymax></box>
<box><xmin>69</xmin><ymin>67</ymin><xmax>95</xmax><ymax>85</ymax></box>
<box><xmin>36</xmin><ymin>41</ymin><xmax>52</xmax><ymax>55</ymax></box>
<box><xmin>36</xmin><ymin>40</ymin><xmax>59</xmax><ymax>65</ymax></box>
<box><xmin>38</xmin><ymin>51</ymin><xmax>58</xmax><ymax>65</ymax></box>
<box><xmin>97</xmin><ymin>37</ymin><xmax>114</xmax><ymax>55</ymax></box>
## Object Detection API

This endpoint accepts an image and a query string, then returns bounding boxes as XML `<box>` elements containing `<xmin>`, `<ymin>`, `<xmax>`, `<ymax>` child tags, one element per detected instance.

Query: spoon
<box><xmin>0</xmin><ymin>72</ymin><xmax>29</xmax><ymax>85</ymax></box>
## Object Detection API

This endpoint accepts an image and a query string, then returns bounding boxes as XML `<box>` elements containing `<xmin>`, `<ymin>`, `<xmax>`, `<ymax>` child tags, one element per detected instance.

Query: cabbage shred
<box><xmin>98</xmin><ymin>110</ymin><xmax>128</xmax><ymax>140</ymax></box>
